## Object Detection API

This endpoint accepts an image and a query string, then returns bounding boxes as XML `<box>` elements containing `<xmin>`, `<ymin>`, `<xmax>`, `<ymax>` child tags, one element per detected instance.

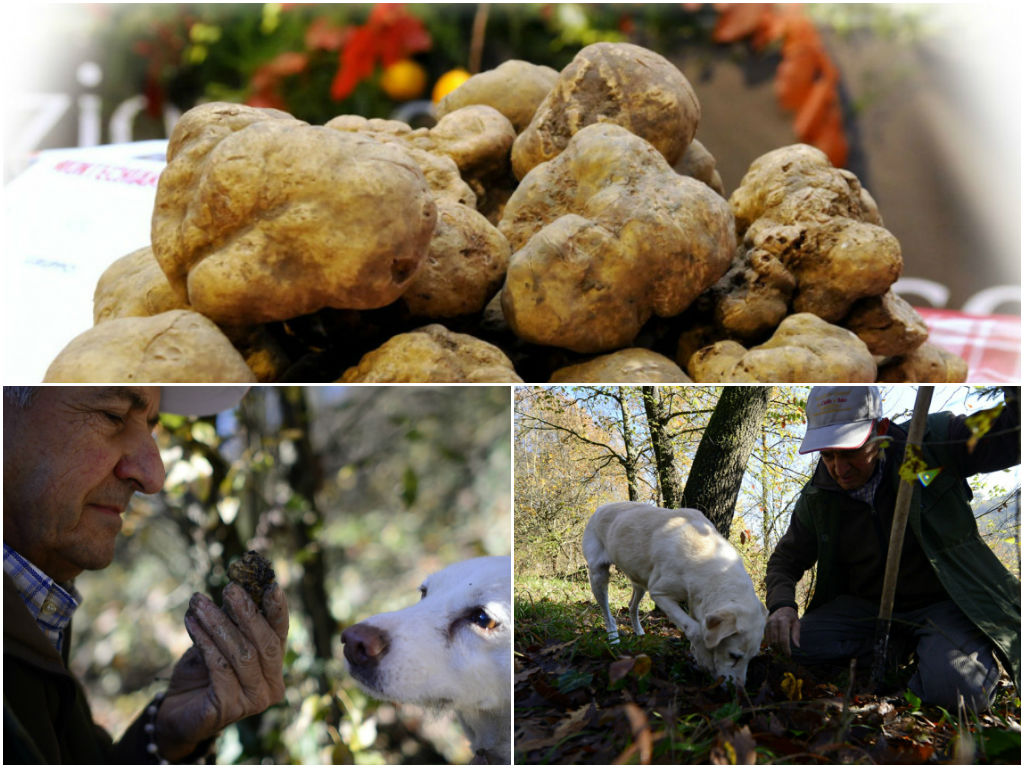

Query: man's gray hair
<box><xmin>3</xmin><ymin>387</ymin><xmax>38</xmax><ymax>408</ymax></box>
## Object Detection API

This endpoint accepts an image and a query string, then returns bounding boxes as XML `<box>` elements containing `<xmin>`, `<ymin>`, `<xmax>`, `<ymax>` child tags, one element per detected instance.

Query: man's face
<box><xmin>3</xmin><ymin>387</ymin><xmax>165</xmax><ymax>582</ymax></box>
<box><xmin>818</xmin><ymin>437</ymin><xmax>881</xmax><ymax>491</ymax></box>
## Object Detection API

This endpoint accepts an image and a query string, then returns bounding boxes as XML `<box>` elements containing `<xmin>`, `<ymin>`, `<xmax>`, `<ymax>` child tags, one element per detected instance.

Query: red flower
<box><xmin>330</xmin><ymin>4</ymin><xmax>431</xmax><ymax>101</ymax></box>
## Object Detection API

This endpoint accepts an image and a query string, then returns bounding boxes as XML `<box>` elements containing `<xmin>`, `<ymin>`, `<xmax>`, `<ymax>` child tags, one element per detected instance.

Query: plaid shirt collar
<box><xmin>847</xmin><ymin>452</ymin><xmax>887</xmax><ymax>506</ymax></box>
<box><xmin>3</xmin><ymin>542</ymin><xmax>81</xmax><ymax>654</ymax></box>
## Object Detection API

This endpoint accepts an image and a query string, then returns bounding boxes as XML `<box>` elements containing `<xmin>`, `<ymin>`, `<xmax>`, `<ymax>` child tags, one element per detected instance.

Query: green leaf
<box><xmin>903</xmin><ymin>689</ymin><xmax>922</xmax><ymax>710</ymax></box>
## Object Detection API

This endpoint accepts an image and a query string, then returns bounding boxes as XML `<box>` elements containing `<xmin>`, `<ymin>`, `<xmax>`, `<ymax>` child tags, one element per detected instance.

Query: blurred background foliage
<box><xmin>514</xmin><ymin>385</ymin><xmax>1020</xmax><ymax>597</ymax></box>
<box><xmin>52</xmin><ymin>3</ymin><xmax>931</xmax><ymax>157</ymax></box>
<box><xmin>70</xmin><ymin>385</ymin><xmax>511</xmax><ymax>765</ymax></box>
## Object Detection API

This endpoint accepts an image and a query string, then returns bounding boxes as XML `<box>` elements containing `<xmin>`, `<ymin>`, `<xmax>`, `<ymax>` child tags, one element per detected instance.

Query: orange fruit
<box><xmin>380</xmin><ymin>59</ymin><xmax>428</xmax><ymax>101</ymax></box>
<box><xmin>432</xmin><ymin>68</ymin><xmax>472</xmax><ymax>103</ymax></box>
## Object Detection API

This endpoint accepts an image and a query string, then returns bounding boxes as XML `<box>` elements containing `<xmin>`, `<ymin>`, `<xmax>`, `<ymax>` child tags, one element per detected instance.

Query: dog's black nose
<box><xmin>342</xmin><ymin>622</ymin><xmax>389</xmax><ymax>667</ymax></box>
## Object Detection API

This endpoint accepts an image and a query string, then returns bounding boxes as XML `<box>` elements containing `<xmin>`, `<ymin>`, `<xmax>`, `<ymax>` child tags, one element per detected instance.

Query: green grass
<box><xmin>515</xmin><ymin>573</ymin><xmax>694</xmax><ymax>667</ymax></box>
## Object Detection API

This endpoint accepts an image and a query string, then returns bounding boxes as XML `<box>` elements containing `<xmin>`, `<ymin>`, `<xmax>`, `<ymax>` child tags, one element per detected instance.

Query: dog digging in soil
<box><xmin>342</xmin><ymin>556</ymin><xmax>512</xmax><ymax>764</ymax></box>
<box><xmin>583</xmin><ymin>502</ymin><xmax>767</xmax><ymax>686</ymax></box>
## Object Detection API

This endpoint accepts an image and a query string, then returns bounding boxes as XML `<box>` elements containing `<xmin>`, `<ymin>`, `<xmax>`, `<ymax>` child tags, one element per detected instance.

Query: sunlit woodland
<box><xmin>514</xmin><ymin>385</ymin><xmax>1020</xmax><ymax>587</ymax></box>
<box><xmin>70</xmin><ymin>385</ymin><xmax>511</xmax><ymax>765</ymax></box>
<box><xmin>513</xmin><ymin>385</ymin><xmax>1020</xmax><ymax>763</ymax></box>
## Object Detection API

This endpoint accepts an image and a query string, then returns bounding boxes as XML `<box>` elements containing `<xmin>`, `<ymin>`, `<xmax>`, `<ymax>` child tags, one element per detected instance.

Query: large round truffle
<box><xmin>728</xmin><ymin>144</ymin><xmax>901</xmax><ymax>323</ymax></box>
<box><xmin>688</xmin><ymin>313</ymin><xmax>877</xmax><ymax>383</ymax></box>
<box><xmin>499</xmin><ymin>123</ymin><xmax>735</xmax><ymax>354</ymax></box>
<box><xmin>511</xmin><ymin>42</ymin><xmax>701</xmax><ymax>179</ymax></box>
<box><xmin>152</xmin><ymin>102</ymin><xmax>437</xmax><ymax>326</ymax></box>
<box><xmin>44</xmin><ymin>310</ymin><xmax>254</xmax><ymax>382</ymax></box>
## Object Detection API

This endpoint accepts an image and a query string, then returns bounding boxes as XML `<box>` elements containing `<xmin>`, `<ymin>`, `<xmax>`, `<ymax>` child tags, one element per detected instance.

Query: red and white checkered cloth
<box><xmin>917</xmin><ymin>309</ymin><xmax>1021</xmax><ymax>384</ymax></box>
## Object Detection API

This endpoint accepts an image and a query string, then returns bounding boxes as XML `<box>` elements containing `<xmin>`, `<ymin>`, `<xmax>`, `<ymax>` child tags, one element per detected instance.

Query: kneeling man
<box><xmin>765</xmin><ymin>386</ymin><xmax>1020</xmax><ymax>711</ymax></box>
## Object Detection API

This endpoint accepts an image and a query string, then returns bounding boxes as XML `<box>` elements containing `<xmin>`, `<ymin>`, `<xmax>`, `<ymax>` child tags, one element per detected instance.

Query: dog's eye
<box><xmin>729</xmin><ymin>652</ymin><xmax>743</xmax><ymax>664</ymax></box>
<box><xmin>470</xmin><ymin>609</ymin><xmax>498</xmax><ymax>631</ymax></box>
<box><xmin>418</xmin><ymin>586</ymin><xmax>427</xmax><ymax>600</ymax></box>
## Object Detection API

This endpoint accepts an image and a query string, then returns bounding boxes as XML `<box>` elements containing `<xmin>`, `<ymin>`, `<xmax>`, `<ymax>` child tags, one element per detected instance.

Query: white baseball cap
<box><xmin>160</xmin><ymin>386</ymin><xmax>249</xmax><ymax>416</ymax></box>
<box><xmin>799</xmin><ymin>386</ymin><xmax>882</xmax><ymax>454</ymax></box>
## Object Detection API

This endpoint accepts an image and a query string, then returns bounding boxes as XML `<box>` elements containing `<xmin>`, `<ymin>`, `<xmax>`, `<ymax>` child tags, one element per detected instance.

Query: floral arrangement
<box><xmin>88</xmin><ymin>3</ymin><xmax>927</xmax><ymax>166</ymax></box>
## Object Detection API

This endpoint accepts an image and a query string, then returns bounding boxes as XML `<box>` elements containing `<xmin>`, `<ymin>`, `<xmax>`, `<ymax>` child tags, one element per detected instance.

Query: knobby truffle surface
<box><xmin>151</xmin><ymin>102</ymin><xmax>437</xmax><ymax>325</ymax></box>
<box><xmin>227</xmin><ymin>551</ymin><xmax>276</xmax><ymax>612</ymax></box>
<box><xmin>500</xmin><ymin>123</ymin><xmax>735</xmax><ymax>354</ymax></box>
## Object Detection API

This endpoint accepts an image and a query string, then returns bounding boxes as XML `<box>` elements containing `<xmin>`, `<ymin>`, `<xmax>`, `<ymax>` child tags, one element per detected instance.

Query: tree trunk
<box><xmin>619</xmin><ymin>394</ymin><xmax>640</xmax><ymax>502</ymax></box>
<box><xmin>642</xmin><ymin>386</ymin><xmax>684</xmax><ymax>508</ymax></box>
<box><xmin>683</xmin><ymin>386</ymin><xmax>771</xmax><ymax>537</ymax></box>
<box><xmin>758</xmin><ymin>424</ymin><xmax>774</xmax><ymax>548</ymax></box>
<box><xmin>275</xmin><ymin>388</ymin><xmax>336</xmax><ymax>687</ymax></box>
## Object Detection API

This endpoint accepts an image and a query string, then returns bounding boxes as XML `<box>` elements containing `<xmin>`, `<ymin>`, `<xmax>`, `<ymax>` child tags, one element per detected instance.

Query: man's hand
<box><xmin>155</xmin><ymin>582</ymin><xmax>289</xmax><ymax>761</ymax></box>
<box><xmin>765</xmin><ymin>606</ymin><xmax>801</xmax><ymax>656</ymax></box>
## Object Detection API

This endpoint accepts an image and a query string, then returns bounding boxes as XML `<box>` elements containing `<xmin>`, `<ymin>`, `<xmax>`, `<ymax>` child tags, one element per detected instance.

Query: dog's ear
<box><xmin>703</xmin><ymin>611</ymin><xmax>738</xmax><ymax>648</ymax></box>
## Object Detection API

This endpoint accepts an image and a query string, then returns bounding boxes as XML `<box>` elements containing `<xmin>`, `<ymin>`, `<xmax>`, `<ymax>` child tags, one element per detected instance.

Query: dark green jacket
<box><xmin>766</xmin><ymin>408</ymin><xmax>1021</xmax><ymax>691</ymax></box>
<box><xmin>4</xmin><ymin>572</ymin><xmax>156</xmax><ymax>763</ymax></box>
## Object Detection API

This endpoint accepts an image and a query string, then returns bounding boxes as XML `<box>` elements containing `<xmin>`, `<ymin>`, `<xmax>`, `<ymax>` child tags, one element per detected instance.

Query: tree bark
<box><xmin>642</xmin><ymin>386</ymin><xmax>684</xmax><ymax>508</ymax></box>
<box><xmin>275</xmin><ymin>388</ymin><xmax>335</xmax><ymax>684</ymax></box>
<box><xmin>619</xmin><ymin>393</ymin><xmax>640</xmax><ymax>501</ymax></box>
<box><xmin>683</xmin><ymin>386</ymin><xmax>771</xmax><ymax>536</ymax></box>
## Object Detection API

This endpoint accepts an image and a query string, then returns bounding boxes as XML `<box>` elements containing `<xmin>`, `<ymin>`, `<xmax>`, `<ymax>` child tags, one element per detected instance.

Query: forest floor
<box><xmin>514</xmin><ymin>577</ymin><xmax>1021</xmax><ymax>764</ymax></box>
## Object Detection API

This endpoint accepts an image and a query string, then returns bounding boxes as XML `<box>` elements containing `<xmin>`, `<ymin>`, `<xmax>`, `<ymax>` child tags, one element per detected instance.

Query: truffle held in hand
<box><xmin>227</xmin><ymin>551</ymin><xmax>276</xmax><ymax>612</ymax></box>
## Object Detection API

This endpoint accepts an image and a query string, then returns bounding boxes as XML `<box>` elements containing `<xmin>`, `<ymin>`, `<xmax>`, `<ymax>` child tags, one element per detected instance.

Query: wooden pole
<box><xmin>469</xmin><ymin>4</ymin><xmax>490</xmax><ymax>74</ymax></box>
<box><xmin>870</xmin><ymin>385</ymin><xmax>934</xmax><ymax>690</ymax></box>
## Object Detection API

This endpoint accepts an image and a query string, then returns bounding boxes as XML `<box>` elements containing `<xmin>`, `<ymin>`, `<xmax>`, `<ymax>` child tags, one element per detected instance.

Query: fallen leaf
<box><xmin>634</xmin><ymin>653</ymin><xmax>652</xmax><ymax>677</ymax></box>
<box><xmin>609</xmin><ymin>657</ymin><xmax>637</xmax><ymax>686</ymax></box>
<box><xmin>539</xmin><ymin>639</ymin><xmax>578</xmax><ymax>656</ymax></box>
<box><xmin>781</xmin><ymin>672</ymin><xmax>804</xmax><ymax>701</ymax></box>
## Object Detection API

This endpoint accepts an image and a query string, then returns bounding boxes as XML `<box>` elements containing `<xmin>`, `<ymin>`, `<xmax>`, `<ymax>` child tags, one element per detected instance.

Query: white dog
<box><xmin>341</xmin><ymin>555</ymin><xmax>511</xmax><ymax>764</ymax></box>
<box><xmin>582</xmin><ymin>502</ymin><xmax>766</xmax><ymax>685</ymax></box>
